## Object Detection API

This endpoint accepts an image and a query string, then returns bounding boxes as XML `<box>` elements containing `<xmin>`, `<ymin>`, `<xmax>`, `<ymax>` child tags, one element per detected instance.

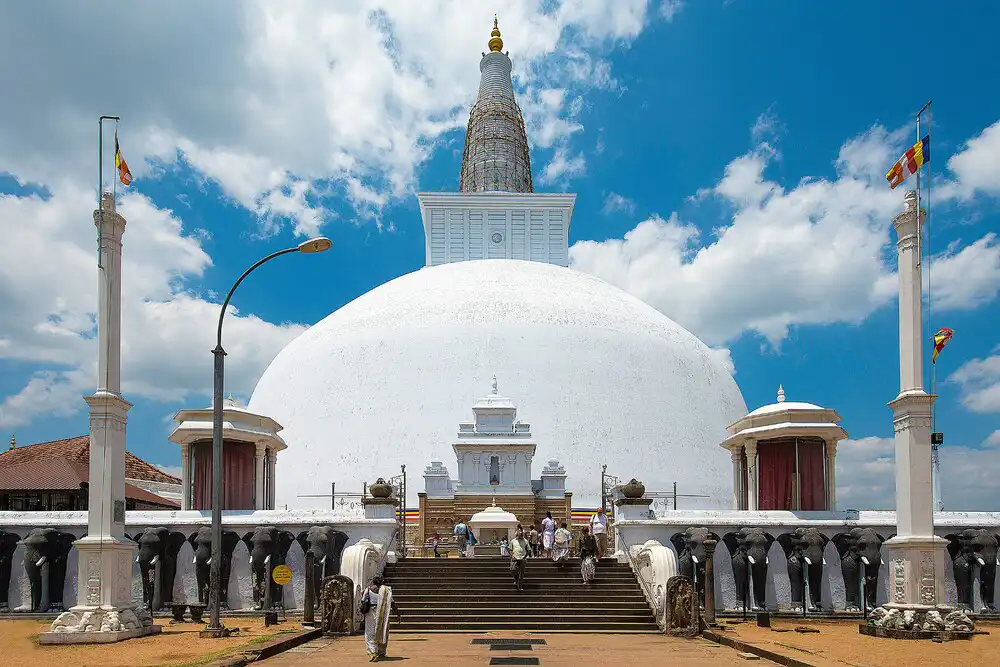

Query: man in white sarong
<box><xmin>541</xmin><ymin>511</ymin><xmax>556</xmax><ymax>558</ymax></box>
<box><xmin>552</xmin><ymin>521</ymin><xmax>572</xmax><ymax>567</ymax></box>
<box><xmin>362</xmin><ymin>574</ymin><xmax>400</xmax><ymax>662</ymax></box>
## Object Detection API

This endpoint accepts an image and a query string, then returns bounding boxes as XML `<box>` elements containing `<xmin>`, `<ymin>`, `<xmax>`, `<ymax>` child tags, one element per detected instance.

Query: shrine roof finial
<box><xmin>491</xmin><ymin>374</ymin><xmax>498</xmax><ymax>395</ymax></box>
<box><xmin>489</xmin><ymin>15</ymin><xmax>503</xmax><ymax>52</ymax></box>
<box><xmin>777</xmin><ymin>384</ymin><xmax>786</xmax><ymax>403</ymax></box>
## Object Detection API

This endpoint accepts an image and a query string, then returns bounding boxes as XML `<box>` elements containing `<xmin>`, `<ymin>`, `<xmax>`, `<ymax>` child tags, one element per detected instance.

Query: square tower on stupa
<box><xmin>418</xmin><ymin>16</ymin><xmax>576</xmax><ymax>267</ymax></box>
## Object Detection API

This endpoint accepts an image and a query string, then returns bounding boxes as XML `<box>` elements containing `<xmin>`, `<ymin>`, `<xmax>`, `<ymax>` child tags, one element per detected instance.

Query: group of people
<box><xmin>361</xmin><ymin>507</ymin><xmax>611</xmax><ymax>661</ymax></box>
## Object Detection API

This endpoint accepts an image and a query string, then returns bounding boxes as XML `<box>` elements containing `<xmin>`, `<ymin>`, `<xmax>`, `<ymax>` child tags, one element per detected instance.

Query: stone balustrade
<box><xmin>615</xmin><ymin>509</ymin><xmax>1000</xmax><ymax>613</ymax></box>
<box><xmin>0</xmin><ymin>509</ymin><xmax>396</xmax><ymax>613</ymax></box>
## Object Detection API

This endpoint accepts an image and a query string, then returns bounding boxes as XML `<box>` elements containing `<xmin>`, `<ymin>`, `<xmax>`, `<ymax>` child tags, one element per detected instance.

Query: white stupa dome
<box><xmin>249</xmin><ymin>259</ymin><xmax>746</xmax><ymax>508</ymax></box>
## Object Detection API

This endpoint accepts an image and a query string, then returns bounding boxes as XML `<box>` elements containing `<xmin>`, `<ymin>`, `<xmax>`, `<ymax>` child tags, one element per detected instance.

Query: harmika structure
<box><xmin>0</xmin><ymin>18</ymin><xmax>991</xmax><ymax>638</ymax></box>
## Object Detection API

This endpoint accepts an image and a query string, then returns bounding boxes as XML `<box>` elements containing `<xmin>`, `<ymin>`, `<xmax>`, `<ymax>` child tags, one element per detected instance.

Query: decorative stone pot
<box><xmin>622</xmin><ymin>479</ymin><xmax>645</xmax><ymax>499</ymax></box>
<box><xmin>369</xmin><ymin>479</ymin><xmax>393</xmax><ymax>498</ymax></box>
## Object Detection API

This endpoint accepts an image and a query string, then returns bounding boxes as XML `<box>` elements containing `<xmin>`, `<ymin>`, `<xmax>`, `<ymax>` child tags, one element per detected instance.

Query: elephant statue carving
<box><xmin>946</xmin><ymin>528</ymin><xmax>999</xmax><ymax>612</ymax></box>
<box><xmin>723</xmin><ymin>527</ymin><xmax>774</xmax><ymax>611</ymax></box>
<box><xmin>670</xmin><ymin>527</ymin><xmax>720</xmax><ymax>607</ymax></box>
<box><xmin>0</xmin><ymin>530</ymin><xmax>21</xmax><ymax>610</ymax></box>
<box><xmin>242</xmin><ymin>526</ymin><xmax>295</xmax><ymax>610</ymax></box>
<box><xmin>778</xmin><ymin>527</ymin><xmax>829</xmax><ymax>612</ymax></box>
<box><xmin>296</xmin><ymin>526</ymin><xmax>349</xmax><ymax>609</ymax></box>
<box><xmin>133</xmin><ymin>527</ymin><xmax>187</xmax><ymax>610</ymax></box>
<box><xmin>832</xmin><ymin>528</ymin><xmax>885</xmax><ymax>611</ymax></box>
<box><xmin>188</xmin><ymin>527</ymin><xmax>240</xmax><ymax>607</ymax></box>
<box><xmin>20</xmin><ymin>528</ymin><xmax>75</xmax><ymax>612</ymax></box>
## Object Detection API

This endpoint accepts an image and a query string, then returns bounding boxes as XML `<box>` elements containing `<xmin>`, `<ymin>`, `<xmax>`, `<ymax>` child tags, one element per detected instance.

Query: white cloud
<box><xmin>0</xmin><ymin>186</ymin><xmax>305</xmax><ymax>430</ymax></box>
<box><xmin>0</xmin><ymin>2</ymin><xmax>669</xmax><ymax>235</ymax></box>
<box><xmin>538</xmin><ymin>145</ymin><xmax>587</xmax><ymax>186</ymax></box>
<box><xmin>660</xmin><ymin>0</ymin><xmax>684</xmax><ymax>21</ymax></box>
<box><xmin>939</xmin><ymin>120</ymin><xmax>1000</xmax><ymax>200</ymax></box>
<box><xmin>836</xmin><ymin>434</ymin><xmax>1000</xmax><ymax>511</ymax></box>
<box><xmin>949</xmin><ymin>352</ymin><xmax>1000</xmax><ymax>414</ymax></box>
<box><xmin>985</xmin><ymin>430</ymin><xmax>1000</xmax><ymax>448</ymax></box>
<box><xmin>602</xmin><ymin>192</ymin><xmax>636</xmax><ymax>215</ymax></box>
<box><xmin>571</xmin><ymin>120</ymin><xmax>1000</xmax><ymax>346</ymax></box>
<box><xmin>709</xmin><ymin>347</ymin><xmax>736</xmax><ymax>375</ymax></box>
<box><xmin>927</xmin><ymin>233</ymin><xmax>1000</xmax><ymax>310</ymax></box>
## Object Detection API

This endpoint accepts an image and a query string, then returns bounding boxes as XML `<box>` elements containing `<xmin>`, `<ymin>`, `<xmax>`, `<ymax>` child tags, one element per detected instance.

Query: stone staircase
<box><xmin>383</xmin><ymin>557</ymin><xmax>659</xmax><ymax>632</ymax></box>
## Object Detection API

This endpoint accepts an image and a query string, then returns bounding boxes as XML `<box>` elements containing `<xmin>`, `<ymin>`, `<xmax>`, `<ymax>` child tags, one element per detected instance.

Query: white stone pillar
<box><xmin>180</xmin><ymin>443</ymin><xmax>191</xmax><ymax>510</ymax></box>
<box><xmin>825</xmin><ymin>440</ymin><xmax>837</xmax><ymax>511</ymax></box>
<box><xmin>877</xmin><ymin>191</ymin><xmax>953</xmax><ymax>626</ymax></box>
<box><xmin>44</xmin><ymin>194</ymin><xmax>158</xmax><ymax>642</ymax></box>
<box><xmin>267</xmin><ymin>450</ymin><xmax>277</xmax><ymax>509</ymax></box>
<box><xmin>254</xmin><ymin>442</ymin><xmax>267</xmax><ymax>510</ymax></box>
<box><xmin>745</xmin><ymin>438</ymin><xmax>758</xmax><ymax>511</ymax></box>
<box><xmin>730</xmin><ymin>447</ymin><xmax>743</xmax><ymax>510</ymax></box>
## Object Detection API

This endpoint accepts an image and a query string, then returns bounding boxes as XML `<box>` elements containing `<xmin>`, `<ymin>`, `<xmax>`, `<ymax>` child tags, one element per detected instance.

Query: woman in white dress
<box><xmin>552</xmin><ymin>521</ymin><xmax>573</xmax><ymax>567</ymax></box>
<box><xmin>541</xmin><ymin>511</ymin><xmax>556</xmax><ymax>558</ymax></box>
<box><xmin>361</xmin><ymin>573</ymin><xmax>401</xmax><ymax>662</ymax></box>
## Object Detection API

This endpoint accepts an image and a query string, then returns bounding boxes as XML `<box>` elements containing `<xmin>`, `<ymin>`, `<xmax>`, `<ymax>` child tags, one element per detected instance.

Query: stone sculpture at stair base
<box><xmin>320</xmin><ymin>575</ymin><xmax>355</xmax><ymax>635</ymax></box>
<box><xmin>664</xmin><ymin>575</ymin><xmax>698</xmax><ymax>637</ymax></box>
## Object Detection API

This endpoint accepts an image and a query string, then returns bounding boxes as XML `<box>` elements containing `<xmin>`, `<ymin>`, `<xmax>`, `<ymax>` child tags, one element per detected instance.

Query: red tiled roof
<box><xmin>0</xmin><ymin>458</ymin><xmax>89</xmax><ymax>491</ymax></box>
<box><xmin>0</xmin><ymin>435</ymin><xmax>181</xmax><ymax>484</ymax></box>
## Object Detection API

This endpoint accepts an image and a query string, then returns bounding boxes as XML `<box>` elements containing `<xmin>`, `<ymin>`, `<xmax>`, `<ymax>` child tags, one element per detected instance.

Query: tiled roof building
<box><xmin>0</xmin><ymin>435</ymin><xmax>180</xmax><ymax>511</ymax></box>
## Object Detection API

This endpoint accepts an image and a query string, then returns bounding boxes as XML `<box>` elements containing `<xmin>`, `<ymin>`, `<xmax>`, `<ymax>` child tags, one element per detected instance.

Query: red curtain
<box><xmin>758</xmin><ymin>440</ymin><xmax>795</xmax><ymax>510</ymax></box>
<box><xmin>192</xmin><ymin>440</ymin><xmax>255</xmax><ymax>510</ymax></box>
<box><xmin>798</xmin><ymin>440</ymin><xmax>827</xmax><ymax>510</ymax></box>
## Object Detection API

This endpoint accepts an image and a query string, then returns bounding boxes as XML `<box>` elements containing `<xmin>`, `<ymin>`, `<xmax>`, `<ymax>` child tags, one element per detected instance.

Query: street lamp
<box><xmin>206</xmin><ymin>236</ymin><xmax>332</xmax><ymax>634</ymax></box>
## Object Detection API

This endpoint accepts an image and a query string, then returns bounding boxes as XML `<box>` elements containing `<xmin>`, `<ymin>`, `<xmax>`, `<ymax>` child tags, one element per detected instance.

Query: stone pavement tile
<box><xmin>260</xmin><ymin>632</ymin><xmax>778</xmax><ymax>666</ymax></box>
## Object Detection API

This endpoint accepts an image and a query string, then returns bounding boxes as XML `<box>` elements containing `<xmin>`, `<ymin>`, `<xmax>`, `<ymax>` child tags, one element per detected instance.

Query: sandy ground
<box><xmin>0</xmin><ymin>618</ymin><xmax>298</xmax><ymax>667</ymax></box>
<box><xmin>263</xmin><ymin>631</ymin><xmax>778</xmax><ymax>666</ymax></box>
<box><xmin>724</xmin><ymin>618</ymin><xmax>1000</xmax><ymax>667</ymax></box>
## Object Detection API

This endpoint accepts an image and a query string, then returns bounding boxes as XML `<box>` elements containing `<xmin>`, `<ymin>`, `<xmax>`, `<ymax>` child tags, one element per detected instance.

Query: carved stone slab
<box><xmin>665</xmin><ymin>575</ymin><xmax>698</xmax><ymax>637</ymax></box>
<box><xmin>320</xmin><ymin>575</ymin><xmax>355</xmax><ymax>635</ymax></box>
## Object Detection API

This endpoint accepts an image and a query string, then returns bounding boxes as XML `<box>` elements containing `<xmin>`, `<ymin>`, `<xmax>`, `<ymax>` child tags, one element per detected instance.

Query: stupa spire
<box><xmin>458</xmin><ymin>16</ymin><xmax>533</xmax><ymax>193</ymax></box>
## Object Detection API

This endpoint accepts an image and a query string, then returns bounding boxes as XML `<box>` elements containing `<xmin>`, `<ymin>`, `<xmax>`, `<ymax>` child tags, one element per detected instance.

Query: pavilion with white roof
<box><xmin>721</xmin><ymin>385</ymin><xmax>847</xmax><ymax>512</ymax></box>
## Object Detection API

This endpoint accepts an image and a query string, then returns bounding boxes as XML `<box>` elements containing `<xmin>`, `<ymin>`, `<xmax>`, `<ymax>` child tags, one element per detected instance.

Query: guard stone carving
<box><xmin>320</xmin><ymin>575</ymin><xmax>355</xmax><ymax>635</ymax></box>
<box><xmin>664</xmin><ymin>575</ymin><xmax>698</xmax><ymax>637</ymax></box>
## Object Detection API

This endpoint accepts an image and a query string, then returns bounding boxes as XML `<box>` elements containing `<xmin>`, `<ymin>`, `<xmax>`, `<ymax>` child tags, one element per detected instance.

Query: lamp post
<box><xmin>205</xmin><ymin>236</ymin><xmax>332</xmax><ymax>634</ymax></box>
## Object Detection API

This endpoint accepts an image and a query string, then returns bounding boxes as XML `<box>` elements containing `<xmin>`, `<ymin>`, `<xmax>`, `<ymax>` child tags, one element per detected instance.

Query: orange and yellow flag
<box><xmin>114</xmin><ymin>130</ymin><xmax>132</xmax><ymax>186</ymax></box>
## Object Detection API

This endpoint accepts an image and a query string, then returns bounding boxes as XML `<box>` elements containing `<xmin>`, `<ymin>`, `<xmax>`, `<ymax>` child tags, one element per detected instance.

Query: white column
<box><xmin>879</xmin><ymin>191</ymin><xmax>951</xmax><ymax>620</ymax></box>
<box><xmin>267</xmin><ymin>450</ymin><xmax>277</xmax><ymax>509</ymax></box>
<box><xmin>254</xmin><ymin>442</ymin><xmax>267</xmax><ymax>510</ymax></box>
<box><xmin>730</xmin><ymin>447</ymin><xmax>743</xmax><ymax>510</ymax></box>
<box><xmin>45</xmin><ymin>194</ymin><xmax>156</xmax><ymax>640</ymax></box>
<box><xmin>825</xmin><ymin>440</ymin><xmax>837</xmax><ymax>510</ymax></box>
<box><xmin>180</xmin><ymin>443</ymin><xmax>191</xmax><ymax>510</ymax></box>
<box><xmin>745</xmin><ymin>438</ymin><xmax>758</xmax><ymax>511</ymax></box>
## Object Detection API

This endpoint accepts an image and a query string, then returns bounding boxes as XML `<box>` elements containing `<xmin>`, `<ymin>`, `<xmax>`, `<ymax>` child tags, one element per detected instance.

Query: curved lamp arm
<box><xmin>215</xmin><ymin>236</ymin><xmax>332</xmax><ymax>349</ymax></box>
<box><xmin>215</xmin><ymin>247</ymin><xmax>298</xmax><ymax>350</ymax></box>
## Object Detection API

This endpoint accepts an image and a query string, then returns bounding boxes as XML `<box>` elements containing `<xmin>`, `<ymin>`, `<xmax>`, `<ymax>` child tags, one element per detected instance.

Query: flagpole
<box><xmin>98</xmin><ymin>116</ymin><xmax>120</xmax><ymax>270</ymax></box>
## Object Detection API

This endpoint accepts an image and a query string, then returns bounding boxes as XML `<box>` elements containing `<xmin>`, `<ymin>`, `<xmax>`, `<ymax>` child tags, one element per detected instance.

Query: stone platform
<box><xmin>38</xmin><ymin>625</ymin><xmax>161</xmax><ymax>644</ymax></box>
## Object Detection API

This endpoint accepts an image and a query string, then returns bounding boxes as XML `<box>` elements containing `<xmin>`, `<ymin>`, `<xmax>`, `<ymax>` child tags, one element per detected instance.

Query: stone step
<box><xmin>393</xmin><ymin>595</ymin><xmax>647</xmax><ymax>604</ymax></box>
<box><xmin>396</xmin><ymin>601</ymin><xmax>651</xmax><ymax>610</ymax></box>
<box><xmin>390</xmin><ymin>620</ymin><xmax>660</xmax><ymax>632</ymax></box>
<box><xmin>394</xmin><ymin>612</ymin><xmax>656</xmax><ymax>622</ymax></box>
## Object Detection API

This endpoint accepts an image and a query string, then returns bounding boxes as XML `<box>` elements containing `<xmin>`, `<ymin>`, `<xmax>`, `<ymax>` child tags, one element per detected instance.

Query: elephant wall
<box><xmin>0</xmin><ymin>509</ymin><xmax>396</xmax><ymax>612</ymax></box>
<box><xmin>616</xmin><ymin>509</ymin><xmax>1000</xmax><ymax>613</ymax></box>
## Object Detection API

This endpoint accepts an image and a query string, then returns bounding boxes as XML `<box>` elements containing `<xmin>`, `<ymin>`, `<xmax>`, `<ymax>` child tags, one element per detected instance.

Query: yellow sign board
<box><xmin>272</xmin><ymin>564</ymin><xmax>293</xmax><ymax>585</ymax></box>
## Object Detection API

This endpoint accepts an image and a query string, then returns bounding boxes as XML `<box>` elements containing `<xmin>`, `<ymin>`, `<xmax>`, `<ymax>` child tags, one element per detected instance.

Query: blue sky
<box><xmin>1</xmin><ymin>1</ymin><xmax>999</xmax><ymax>509</ymax></box>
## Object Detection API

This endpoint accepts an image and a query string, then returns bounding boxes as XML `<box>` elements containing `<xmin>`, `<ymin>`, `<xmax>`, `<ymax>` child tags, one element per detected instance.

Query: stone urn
<box><xmin>369</xmin><ymin>478</ymin><xmax>393</xmax><ymax>498</ymax></box>
<box><xmin>622</xmin><ymin>479</ymin><xmax>645</xmax><ymax>499</ymax></box>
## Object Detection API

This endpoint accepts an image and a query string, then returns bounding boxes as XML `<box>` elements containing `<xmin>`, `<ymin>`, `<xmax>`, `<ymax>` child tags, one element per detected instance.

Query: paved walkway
<box><xmin>264</xmin><ymin>632</ymin><xmax>775</xmax><ymax>666</ymax></box>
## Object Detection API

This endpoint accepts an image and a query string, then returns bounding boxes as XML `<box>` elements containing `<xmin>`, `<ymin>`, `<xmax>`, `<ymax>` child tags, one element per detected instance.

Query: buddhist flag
<box><xmin>931</xmin><ymin>327</ymin><xmax>954</xmax><ymax>364</ymax></box>
<box><xmin>886</xmin><ymin>135</ymin><xmax>930</xmax><ymax>189</ymax></box>
<box><xmin>114</xmin><ymin>131</ymin><xmax>132</xmax><ymax>186</ymax></box>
